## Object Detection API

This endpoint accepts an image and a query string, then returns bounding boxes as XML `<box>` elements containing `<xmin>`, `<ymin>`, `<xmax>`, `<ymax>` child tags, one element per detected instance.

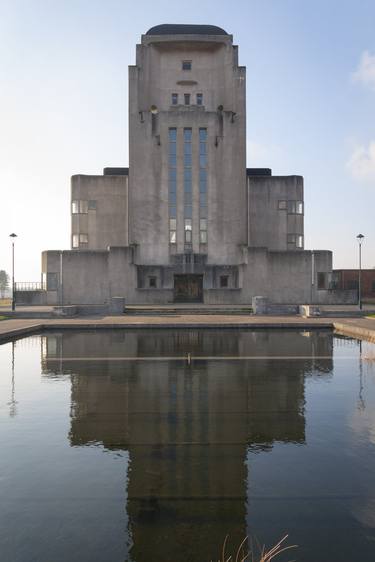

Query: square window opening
<box><xmin>149</xmin><ymin>277</ymin><xmax>157</xmax><ymax>288</ymax></box>
<box><xmin>182</xmin><ymin>60</ymin><xmax>192</xmax><ymax>71</ymax></box>
<box><xmin>220</xmin><ymin>275</ymin><xmax>229</xmax><ymax>288</ymax></box>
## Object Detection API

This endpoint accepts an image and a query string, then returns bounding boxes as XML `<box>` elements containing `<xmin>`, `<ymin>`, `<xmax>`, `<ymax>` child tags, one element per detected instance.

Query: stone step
<box><xmin>125</xmin><ymin>306</ymin><xmax>253</xmax><ymax>316</ymax></box>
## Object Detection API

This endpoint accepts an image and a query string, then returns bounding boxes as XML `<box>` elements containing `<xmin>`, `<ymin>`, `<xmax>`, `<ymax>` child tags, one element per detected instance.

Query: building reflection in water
<box><xmin>41</xmin><ymin>329</ymin><xmax>333</xmax><ymax>562</ymax></box>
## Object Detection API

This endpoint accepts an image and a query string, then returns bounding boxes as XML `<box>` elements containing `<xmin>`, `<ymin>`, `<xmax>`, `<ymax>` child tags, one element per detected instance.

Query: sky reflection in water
<box><xmin>0</xmin><ymin>329</ymin><xmax>375</xmax><ymax>562</ymax></box>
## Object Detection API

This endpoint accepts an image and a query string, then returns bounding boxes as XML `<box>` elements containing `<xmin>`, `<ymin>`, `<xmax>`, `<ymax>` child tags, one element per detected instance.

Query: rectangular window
<box><xmin>47</xmin><ymin>272</ymin><xmax>58</xmax><ymax>291</ymax></box>
<box><xmin>296</xmin><ymin>201</ymin><xmax>303</xmax><ymax>214</ymax></box>
<box><xmin>220</xmin><ymin>275</ymin><xmax>229</xmax><ymax>288</ymax></box>
<box><xmin>200</xmin><ymin>219</ymin><xmax>207</xmax><ymax>231</ymax></box>
<box><xmin>184</xmin><ymin>93</ymin><xmax>190</xmax><ymax>105</ymax></box>
<box><xmin>287</xmin><ymin>200</ymin><xmax>296</xmax><ymax>214</ymax></box>
<box><xmin>184</xmin><ymin>128</ymin><xmax>192</xmax><ymax>247</ymax></box>
<box><xmin>296</xmin><ymin>235</ymin><xmax>303</xmax><ymax>248</ymax></box>
<box><xmin>169</xmin><ymin>128</ymin><xmax>177</xmax><ymax>244</ymax></box>
<box><xmin>182</xmin><ymin>60</ymin><xmax>192</xmax><ymax>71</ymax></box>
<box><xmin>171</xmin><ymin>93</ymin><xmax>178</xmax><ymax>105</ymax></box>
<box><xmin>199</xmin><ymin>230</ymin><xmax>207</xmax><ymax>244</ymax></box>
<box><xmin>79</xmin><ymin>234</ymin><xmax>88</xmax><ymax>244</ymax></box>
<box><xmin>88</xmin><ymin>200</ymin><xmax>97</xmax><ymax>210</ymax></box>
<box><xmin>149</xmin><ymin>277</ymin><xmax>157</xmax><ymax>288</ymax></box>
<box><xmin>196</xmin><ymin>93</ymin><xmax>203</xmax><ymax>105</ymax></box>
<box><xmin>287</xmin><ymin>234</ymin><xmax>296</xmax><ymax>245</ymax></box>
<box><xmin>278</xmin><ymin>200</ymin><xmax>287</xmax><ymax>210</ymax></box>
<box><xmin>317</xmin><ymin>272</ymin><xmax>326</xmax><ymax>290</ymax></box>
<box><xmin>72</xmin><ymin>234</ymin><xmax>79</xmax><ymax>248</ymax></box>
<box><xmin>199</xmin><ymin>127</ymin><xmax>208</xmax><ymax>247</ymax></box>
<box><xmin>72</xmin><ymin>200</ymin><xmax>88</xmax><ymax>214</ymax></box>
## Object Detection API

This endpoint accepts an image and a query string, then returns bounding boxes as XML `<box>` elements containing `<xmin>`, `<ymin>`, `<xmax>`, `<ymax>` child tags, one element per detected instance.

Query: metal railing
<box><xmin>15</xmin><ymin>282</ymin><xmax>46</xmax><ymax>292</ymax></box>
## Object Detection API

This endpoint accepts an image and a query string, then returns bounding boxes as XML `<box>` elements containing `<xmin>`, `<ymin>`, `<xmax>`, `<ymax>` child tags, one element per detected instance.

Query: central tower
<box><xmin>128</xmin><ymin>24</ymin><xmax>247</xmax><ymax>267</ymax></box>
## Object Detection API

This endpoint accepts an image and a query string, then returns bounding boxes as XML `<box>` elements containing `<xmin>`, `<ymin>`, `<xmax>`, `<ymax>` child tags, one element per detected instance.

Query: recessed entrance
<box><xmin>174</xmin><ymin>274</ymin><xmax>203</xmax><ymax>303</ymax></box>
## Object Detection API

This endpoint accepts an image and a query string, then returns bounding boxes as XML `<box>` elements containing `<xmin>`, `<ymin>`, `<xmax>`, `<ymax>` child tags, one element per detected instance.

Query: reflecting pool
<box><xmin>1</xmin><ymin>329</ymin><xmax>375</xmax><ymax>561</ymax></box>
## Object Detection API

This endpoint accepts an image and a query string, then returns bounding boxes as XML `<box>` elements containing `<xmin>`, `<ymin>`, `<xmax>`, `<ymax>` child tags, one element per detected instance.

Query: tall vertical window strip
<box><xmin>199</xmin><ymin>128</ymin><xmax>207</xmax><ymax>244</ymax></box>
<box><xmin>184</xmin><ymin>128</ymin><xmax>192</xmax><ymax>247</ymax></box>
<box><xmin>169</xmin><ymin>128</ymin><xmax>177</xmax><ymax>244</ymax></box>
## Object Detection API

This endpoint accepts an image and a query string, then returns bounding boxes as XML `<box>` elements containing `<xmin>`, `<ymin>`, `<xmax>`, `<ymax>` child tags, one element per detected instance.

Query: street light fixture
<box><xmin>9</xmin><ymin>233</ymin><xmax>17</xmax><ymax>311</ymax></box>
<box><xmin>356</xmin><ymin>233</ymin><xmax>364</xmax><ymax>310</ymax></box>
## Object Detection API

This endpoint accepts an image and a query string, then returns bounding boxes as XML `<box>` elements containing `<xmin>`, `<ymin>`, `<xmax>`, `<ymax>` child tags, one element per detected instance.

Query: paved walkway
<box><xmin>1</xmin><ymin>314</ymin><xmax>375</xmax><ymax>343</ymax></box>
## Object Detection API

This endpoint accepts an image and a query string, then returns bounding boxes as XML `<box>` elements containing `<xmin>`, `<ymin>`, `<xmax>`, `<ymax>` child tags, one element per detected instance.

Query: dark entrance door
<box><xmin>174</xmin><ymin>275</ymin><xmax>203</xmax><ymax>303</ymax></box>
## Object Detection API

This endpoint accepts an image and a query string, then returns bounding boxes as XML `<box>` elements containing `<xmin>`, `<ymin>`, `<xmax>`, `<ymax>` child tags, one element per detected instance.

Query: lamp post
<box><xmin>9</xmin><ymin>233</ymin><xmax>17</xmax><ymax>311</ymax></box>
<box><xmin>356</xmin><ymin>234</ymin><xmax>364</xmax><ymax>310</ymax></box>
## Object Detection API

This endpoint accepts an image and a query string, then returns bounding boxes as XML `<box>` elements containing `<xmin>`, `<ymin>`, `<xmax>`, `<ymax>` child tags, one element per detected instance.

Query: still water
<box><xmin>1</xmin><ymin>329</ymin><xmax>375</xmax><ymax>562</ymax></box>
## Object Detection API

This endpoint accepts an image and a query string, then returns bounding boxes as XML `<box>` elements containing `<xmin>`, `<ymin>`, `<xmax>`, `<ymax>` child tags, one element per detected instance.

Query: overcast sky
<box><xmin>1</xmin><ymin>0</ymin><xmax>375</xmax><ymax>280</ymax></box>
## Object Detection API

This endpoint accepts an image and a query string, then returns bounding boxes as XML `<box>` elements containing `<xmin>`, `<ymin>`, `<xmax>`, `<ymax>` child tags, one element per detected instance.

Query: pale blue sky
<box><xmin>1</xmin><ymin>0</ymin><xmax>374</xmax><ymax>280</ymax></box>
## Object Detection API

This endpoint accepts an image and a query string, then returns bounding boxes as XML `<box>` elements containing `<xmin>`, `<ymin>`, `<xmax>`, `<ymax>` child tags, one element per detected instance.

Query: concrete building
<box><xmin>40</xmin><ymin>24</ymin><xmax>349</xmax><ymax>306</ymax></box>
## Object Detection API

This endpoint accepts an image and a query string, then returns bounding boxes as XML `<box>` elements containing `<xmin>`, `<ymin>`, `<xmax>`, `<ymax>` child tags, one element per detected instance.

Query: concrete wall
<box><xmin>129</xmin><ymin>32</ymin><xmax>247</xmax><ymax>266</ymax></box>
<box><xmin>248</xmin><ymin>175</ymin><xmax>304</xmax><ymax>251</ymax></box>
<box><xmin>71</xmin><ymin>174</ymin><xmax>128</xmax><ymax>250</ymax></box>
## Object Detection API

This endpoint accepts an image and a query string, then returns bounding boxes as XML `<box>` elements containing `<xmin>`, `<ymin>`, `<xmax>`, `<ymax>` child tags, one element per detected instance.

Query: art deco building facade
<box><xmin>42</xmin><ymin>24</ymin><xmax>340</xmax><ymax>305</ymax></box>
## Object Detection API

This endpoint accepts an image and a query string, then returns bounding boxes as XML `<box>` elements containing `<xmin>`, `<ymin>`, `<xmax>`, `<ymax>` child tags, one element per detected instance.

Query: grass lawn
<box><xmin>0</xmin><ymin>316</ymin><xmax>8</xmax><ymax>321</ymax></box>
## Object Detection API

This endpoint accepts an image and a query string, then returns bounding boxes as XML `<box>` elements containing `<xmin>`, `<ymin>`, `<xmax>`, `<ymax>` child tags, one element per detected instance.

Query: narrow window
<box><xmin>199</xmin><ymin>230</ymin><xmax>207</xmax><ymax>244</ymax></box>
<box><xmin>317</xmin><ymin>272</ymin><xmax>326</xmax><ymax>290</ymax></box>
<box><xmin>184</xmin><ymin>219</ymin><xmax>192</xmax><ymax>243</ymax></box>
<box><xmin>72</xmin><ymin>200</ymin><xmax>79</xmax><ymax>214</ymax></box>
<box><xmin>287</xmin><ymin>234</ymin><xmax>296</xmax><ymax>245</ymax></box>
<box><xmin>169</xmin><ymin>128</ymin><xmax>177</xmax><ymax>244</ymax></box>
<box><xmin>287</xmin><ymin>200</ymin><xmax>296</xmax><ymax>214</ymax></box>
<box><xmin>184</xmin><ymin>128</ymin><xmax>192</xmax><ymax>249</ymax></box>
<box><xmin>47</xmin><ymin>272</ymin><xmax>58</xmax><ymax>291</ymax></box>
<box><xmin>72</xmin><ymin>234</ymin><xmax>79</xmax><ymax>248</ymax></box>
<box><xmin>220</xmin><ymin>275</ymin><xmax>229</xmax><ymax>288</ymax></box>
<box><xmin>149</xmin><ymin>277</ymin><xmax>157</xmax><ymax>288</ymax></box>
<box><xmin>171</xmin><ymin>93</ymin><xmax>178</xmax><ymax>105</ymax></box>
<box><xmin>79</xmin><ymin>234</ymin><xmax>88</xmax><ymax>245</ymax></box>
<box><xmin>196</xmin><ymin>93</ymin><xmax>203</xmax><ymax>105</ymax></box>
<box><xmin>199</xmin><ymin>128</ymin><xmax>208</xmax><ymax>244</ymax></box>
<box><xmin>296</xmin><ymin>201</ymin><xmax>303</xmax><ymax>214</ymax></box>
<box><xmin>278</xmin><ymin>200</ymin><xmax>287</xmax><ymax>210</ymax></box>
<box><xmin>184</xmin><ymin>93</ymin><xmax>190</xmax><ymax>105</ymax></box>
<box><xmin>182</xmin><ymin>60</ymin><xmax>192</xmax><ymax>71</ymax></box>
<box><xmin>79</xmin><ymin>200</ymin><xmax>88</xmax><ymax>214</ymax></box>
<box><xmin>296</xmin><ymin>235</ymin><xmax>303</xmax><ymax>248</ymax></box>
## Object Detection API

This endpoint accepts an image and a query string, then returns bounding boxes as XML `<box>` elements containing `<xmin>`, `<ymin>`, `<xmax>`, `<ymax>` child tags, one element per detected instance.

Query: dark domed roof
<box><xmin>146</xmin><ymin>24</ymin><xmax>228</xmax><ymax>36</ymax></box>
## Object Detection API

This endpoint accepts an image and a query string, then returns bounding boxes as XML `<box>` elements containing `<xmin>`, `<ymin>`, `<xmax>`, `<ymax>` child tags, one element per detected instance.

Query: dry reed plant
<box><xmin>363</xmin><ymin>352</ymin><xmax>375</xmax><ymax>362</ymax></box>
<box><xmin>211</xmin><ymin>534</ymin><xmax>297</xmax><ymax>562</ymax></box>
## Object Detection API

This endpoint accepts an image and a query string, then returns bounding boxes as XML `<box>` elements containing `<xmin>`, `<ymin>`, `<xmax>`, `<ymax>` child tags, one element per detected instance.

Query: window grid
<box><xmin>168</xmin><ymin>128</ymin><xmax>177</xmax><ymax>244</ymax></box>
<box><xmin>72</xmin><ymin>200</ymin><xmax>88</xmax><ymax>214</ymax></box>
<box><xmin>184</xmin><ymin>128</ymin><xmax>192</xmax><ymax>249</ymax></box>
<box><xmin>199</xmin><ymin>128</ymin><xmax>207</xmax><ymax>244</ymax></box>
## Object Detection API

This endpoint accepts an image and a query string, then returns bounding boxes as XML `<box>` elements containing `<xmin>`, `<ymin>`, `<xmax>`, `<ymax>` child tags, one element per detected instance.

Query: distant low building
<box><xmin>38</xmin><ymin>24</ymin><xmax>354</xmax><ymax>305</ymax></box>
<box><xmin>332</xmin><ymin>270</ymin><xmax>375</xmax><ymax>300</ymax></box>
